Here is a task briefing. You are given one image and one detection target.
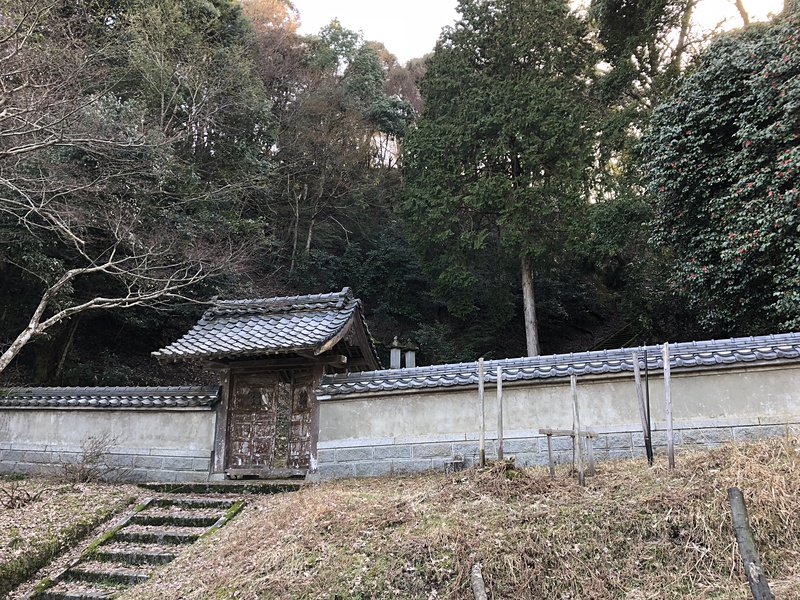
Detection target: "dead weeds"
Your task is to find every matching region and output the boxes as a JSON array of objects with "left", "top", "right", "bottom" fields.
[
  {"left": 123, "top": 436, "right": 800, "bottom": 599},
  {"left": 0, "top": 477, "right": 138, "bottom": 597}
]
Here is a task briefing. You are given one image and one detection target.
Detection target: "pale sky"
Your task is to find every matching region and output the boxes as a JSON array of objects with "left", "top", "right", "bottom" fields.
[
  {"left": 291, "top": 0, "right": 459, "bottom": 64},
  {"left": 291, "top": 0, "right": 784, "bottom": 66}
]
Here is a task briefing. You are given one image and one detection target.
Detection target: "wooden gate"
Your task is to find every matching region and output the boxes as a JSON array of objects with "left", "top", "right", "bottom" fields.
[
  {"left": 288, "top": 378, "right": 314, "bottom": 470},
  {"left": 226, "top": 374, "right": 314, "bottom": 477}
]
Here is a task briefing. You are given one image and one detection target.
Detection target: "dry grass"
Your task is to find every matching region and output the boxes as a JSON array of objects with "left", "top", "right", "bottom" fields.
[
  {"left": 122, "top": 436, "right": 800, "bottom": 599},
  {"left": 0, "top": 477, "right": 138, "bottom": 597}
]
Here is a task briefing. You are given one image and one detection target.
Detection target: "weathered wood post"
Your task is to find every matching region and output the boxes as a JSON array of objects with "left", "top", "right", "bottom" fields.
[
  {"left": 471, "top": 564, "right": 488, "bottom": 600},
  {"left": 586, "top": 433, "right": 595, "bottom": 477},
  {"left": 632, "top": 350, "right": 653, "bottom": 465},
  {"left": 571, "top": 373, "right": 584, "bottom": 486},
  {"left": 662, "top": 343, "right": 675, "bottom": 468},
  {"left": 728, "top": 487, "right": 775, "bottom": 600},
  {"left": 496, "top": 365, "right": 504, "bottom": 461},
  {"left": 478, "top": 358, "right": 486, "bottom": 467}
]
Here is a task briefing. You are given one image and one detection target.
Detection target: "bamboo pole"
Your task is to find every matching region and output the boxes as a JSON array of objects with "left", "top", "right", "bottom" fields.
[
  {"left": 496, "top": 365, "right": 504, "bottom": 461},
  {"left": 728, "top": 487, "right": 775, "bottom": 600},
  {"left": 478, "top": 358, "right": 485, "bottom": 467},
  {"left": 632, "top": 350, "right": 653, "bottom": 465},
  {"left": 662, "top": 343, "right": 675, "bottom": 468},
  {"left": 571, "top": 373, "right": 584, "bottom": 486}
]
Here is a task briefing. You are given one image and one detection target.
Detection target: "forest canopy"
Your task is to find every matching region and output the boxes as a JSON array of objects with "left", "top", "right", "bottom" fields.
[{"left": 0, "top": 0, "right": 795, "bottom": 384}]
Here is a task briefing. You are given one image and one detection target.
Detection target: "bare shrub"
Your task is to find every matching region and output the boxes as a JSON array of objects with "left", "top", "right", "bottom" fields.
[
  {"left": 0, "top": 479, "right": 49, "bottom": 509},
  {"left": 60, "top": 434, "right": 130, "bottom": 483}
]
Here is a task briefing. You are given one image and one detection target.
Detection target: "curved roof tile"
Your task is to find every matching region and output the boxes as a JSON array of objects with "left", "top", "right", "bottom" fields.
[
  {"left": 152, "top": 287, "right": 380, "bottom": 366},
  {"left": 318, "top": 332, "right": 800, "bottom": 397},
  {"left": 0, "top": 386, "right": 220, "bottom": 409}
]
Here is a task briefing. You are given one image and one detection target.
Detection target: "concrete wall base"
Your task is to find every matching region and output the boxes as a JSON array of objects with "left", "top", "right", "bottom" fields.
[
  {"left": 0, "top": 442, "right": 212, "bottom": 482},
  {"left": 318, "top": 419, "right": 800, "bottom": 479}
]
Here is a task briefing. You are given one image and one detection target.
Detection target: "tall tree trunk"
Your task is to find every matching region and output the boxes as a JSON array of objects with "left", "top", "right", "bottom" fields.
[
  {"left": 289, "top": 183, "right": 306, "bottom": 273},
  {"left": 670, "top": 0, "right": 698, "bottom": 78},
  {"left": 521, "top": 255, "right": 540, "bottom": 357},
  {"left": 55, "top": 316, "right": 81, "bottom": 384},
  {"left": 305, "top": 175, "right": 325, "bottom": 253},
  {"left": 731, "top": 0, "right": 750, "bottom": 25},
  {"left": 305, "top": 210, "right": 316, "bottom": 252}
]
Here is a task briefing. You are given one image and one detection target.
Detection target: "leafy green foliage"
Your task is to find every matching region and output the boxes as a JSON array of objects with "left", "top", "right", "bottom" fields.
[
  {"left": 289, "top": 223, "right": 434, "bottom": 351},
  {"left": 591, "top": 0, "right": 690, "bottom": 102},
  {"left": 311, "top": 19, "right": 361, "bottom": 72},
  {"left": 12, "top": 0, "right": 787, "bottom": 379},
  {"left": 641, "top": 14, "right": 800, "bottom": 334},
  {"left": 402, "top": 0, "right": 598, "bottom": 348}
]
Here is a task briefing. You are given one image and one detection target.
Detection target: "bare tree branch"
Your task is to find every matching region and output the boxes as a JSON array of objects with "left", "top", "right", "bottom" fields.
[
  {"left": 0, "top": 0, "right": 256, "bottom": 375},
  {"left": 730, "top": 0, "right": 751, "bottom": 25}
]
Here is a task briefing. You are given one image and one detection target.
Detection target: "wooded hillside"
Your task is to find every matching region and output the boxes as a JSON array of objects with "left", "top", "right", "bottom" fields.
[{"left": 1, "top": 0, "right": 796, "bottom": 385}]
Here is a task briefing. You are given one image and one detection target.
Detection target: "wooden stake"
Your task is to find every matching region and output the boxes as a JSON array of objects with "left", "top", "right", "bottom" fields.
[
  {"left": 496, "top": 366, "right": 504, "bottom": 461},
  {"left": 546, "top": 433, "right": 555, "bottom": 478},
  {"left": 663, "top": 343, "right": 675, "bottom": 469},
  {"left": 478, "top": 358, "right": 485, "bottom": 467},
  {"left": 632, "top": 350, "right": 653, "bottom": 465},
  {"left": 470, "top": 564, "right": 488, "bottom": 600},
  {"left": 728, "top": 487, "right": 775, "bottom": 600},
  {"left": 571, "top": 373, "right": 584, "bottom": 486}
]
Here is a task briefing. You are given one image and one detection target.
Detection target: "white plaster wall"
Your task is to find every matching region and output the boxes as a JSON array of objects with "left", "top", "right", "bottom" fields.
[
  {"left": 0, "top": 409, "right": 216, "bottom": 453},
  {"left": 319, "top": 362, "right": 800, "bottom": 444}
]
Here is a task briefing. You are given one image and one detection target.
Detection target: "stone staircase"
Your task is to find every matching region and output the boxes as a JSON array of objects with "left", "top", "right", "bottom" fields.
[{"left": 27, "top": 496, "right": 244, "bottom": 600}]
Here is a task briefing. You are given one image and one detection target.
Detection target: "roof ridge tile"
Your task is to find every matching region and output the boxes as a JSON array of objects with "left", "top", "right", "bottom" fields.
[
  {"left": 0, "top": 386, "right": 220, "bottom": 410},
  {"left": 319, "top": 332, "right": 800, "bottom": 397}
]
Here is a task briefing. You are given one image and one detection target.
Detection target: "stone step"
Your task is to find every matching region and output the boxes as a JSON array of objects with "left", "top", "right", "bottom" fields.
[
  {"left": 150, "top": 496, "right": 236, "bottom": 510},
  {"left": 34, "top": 580, "right": 126, "bottom": 600},
  {"left": 24, "top": 495, "right": 248, "bottom": 599},
  {"left": 140, "top": 480, "right": 304, "bottom": 495},
  {"left": 129, "top": 512, "right": 221, "bottom": 527},
  {"left": 35, "top": 591, "right": 115, "bottom": 600},
  {"left": 66, "top": 563, "right": 151, "bottom": 586},
  {"left": 91, "top": 546, "right": 178, "bottom": 566},
  {"left": 113, "top": 528, "right": 201, "bottom": 545}
]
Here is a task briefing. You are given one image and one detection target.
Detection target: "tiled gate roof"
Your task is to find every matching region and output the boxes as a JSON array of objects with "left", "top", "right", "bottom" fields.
[
  {"left": 0, "top": 386, "right": 220, "bottom": 409},
  {"left": 317, "top": 332, "right": 800, "bottom": 398},
  {"left": 152, "top": 287, "right": 380, "bottom": 366}
]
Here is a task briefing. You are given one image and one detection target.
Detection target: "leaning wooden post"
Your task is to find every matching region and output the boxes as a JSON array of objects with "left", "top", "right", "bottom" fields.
[
  {"left": 496, "top": 366, "right": 504, "bottom": 461},
  {"left": 728, "top": 487, "right": 775, "bottom": 600},
  {"left": 470, "top": 564, "right": 488, "bottom": 600},
  {"left": 632, "top": 350, "right": 653, "bottom": 465},
  {"left": 478, "top": 358, "right": 486, "bottom": 467},
  {"left": 571, "top": 373, "right": 584, "bottom": 486},
  {"left": 662, "top": 343, "right": 675, "bottom": 469}
]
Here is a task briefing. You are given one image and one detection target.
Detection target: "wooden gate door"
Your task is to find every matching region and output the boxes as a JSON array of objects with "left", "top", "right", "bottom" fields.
[
  {"left": 227, "top": 375, "right": 290, "bottom": 475},
  {"left": 287, "top": 378, "right": 314, "bottom": 470},
  {"left": 226, "top": 374, "right": 314, "bottom": 477}
]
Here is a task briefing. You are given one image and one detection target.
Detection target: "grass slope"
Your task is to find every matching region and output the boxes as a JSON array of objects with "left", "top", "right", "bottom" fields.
[
  {"left": 123, "top": 437, "right": 800, "bottom": 599},
  {"left": 0, "top": 479, "right": 138, "bottom": 597}
]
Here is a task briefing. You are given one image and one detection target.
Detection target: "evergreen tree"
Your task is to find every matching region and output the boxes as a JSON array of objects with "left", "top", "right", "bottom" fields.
[{"left": 402, "top": 0, "right": 597, "bottom": 355}]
